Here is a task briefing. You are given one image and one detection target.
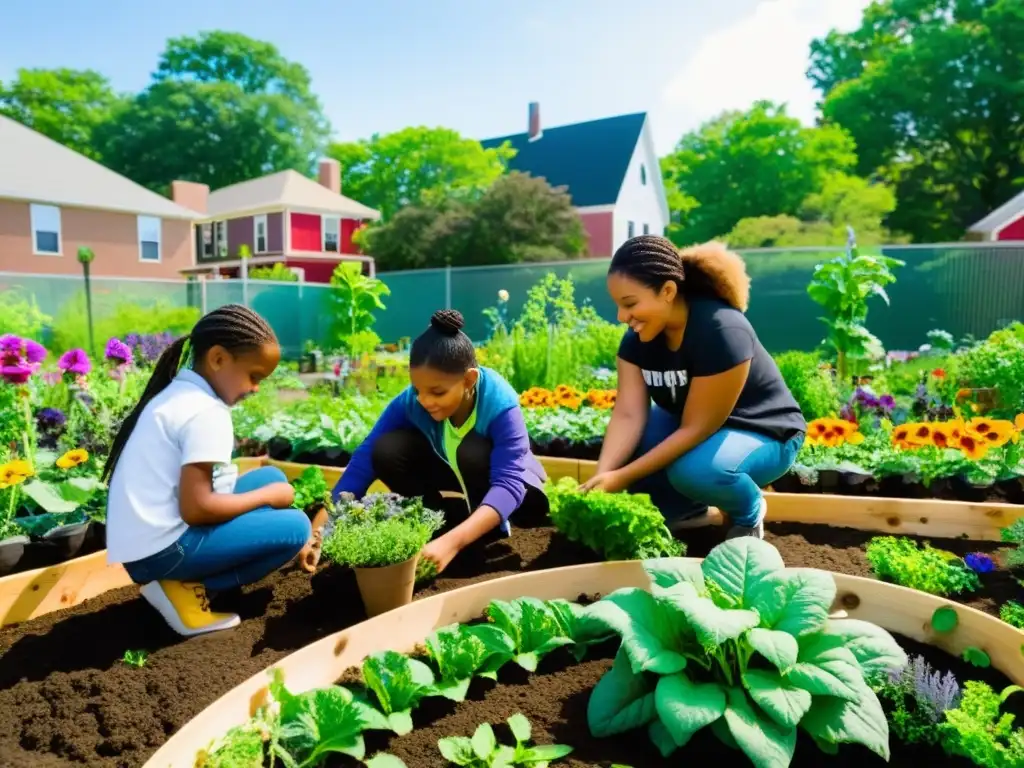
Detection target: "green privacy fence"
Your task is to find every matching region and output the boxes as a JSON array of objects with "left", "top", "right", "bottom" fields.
[{"left": 3, "top": 243, "right": 1023, "bottom": 357}]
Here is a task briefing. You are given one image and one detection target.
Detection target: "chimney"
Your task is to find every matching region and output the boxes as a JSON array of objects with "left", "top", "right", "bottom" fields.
[
  {"left": 528, "top": 102, "right": 542, "bottom": 141},
  {"left": 171, "top": 180, "right": 209, "bottom": 214},
  {"left": 318, "top": 158, "right": 341, "bottom": 194}
]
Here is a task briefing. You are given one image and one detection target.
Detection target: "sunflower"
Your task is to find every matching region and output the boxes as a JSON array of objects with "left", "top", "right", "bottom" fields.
[
  {"left": 956, "top": 432, "right": 988, "bottom": 460},
  {"left": 0, "top": 459, "right": 34, "bottom": 489},
  {"left": 56, "top": 448, "right": 90, "bottom": 469},
  {"left": 966, "top": 417, "right": 1016, "bottom": 448}
]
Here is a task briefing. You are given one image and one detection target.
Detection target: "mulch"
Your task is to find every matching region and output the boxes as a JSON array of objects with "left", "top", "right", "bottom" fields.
[{"left": 0, "top": 521, "right": 1018, "bottom": 768}]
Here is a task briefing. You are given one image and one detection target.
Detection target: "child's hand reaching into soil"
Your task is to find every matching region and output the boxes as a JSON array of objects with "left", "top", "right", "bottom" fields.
[{"left": 295, "top": 506, "right": 329, "bottom": 574}]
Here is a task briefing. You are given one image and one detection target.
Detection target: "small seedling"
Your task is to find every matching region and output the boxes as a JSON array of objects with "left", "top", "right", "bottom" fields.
[
  {"left": 438, "top": 713, "right": 572, "bottom": 766},
  {"left": 122, "top": 650, "right": 148, "bottom": 667}
]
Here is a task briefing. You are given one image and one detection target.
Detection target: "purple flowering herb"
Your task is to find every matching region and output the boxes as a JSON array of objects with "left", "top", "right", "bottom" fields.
[
  {"left": 124, "top": 332, "right": 142, "bottom": 348},
  {"left": 964, "top": 552, "right": 995, "bottom": 574},
  {"left": 879, "top": 394, "right": 896, "bottom": 412},
  {"left": 58, "top": 348, "right": 92, "bottom": 376},
  {"left": 36, "top": 407, "right": 66, "bottom": 430},
  {"left": 888, "top": 655, "right": 961, "bottom": 721},
  {"left": 104, "top": 337, "right": 132, "bottom": 365}
]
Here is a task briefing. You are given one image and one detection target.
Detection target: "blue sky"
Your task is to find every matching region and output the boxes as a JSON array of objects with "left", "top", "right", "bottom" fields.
[{"left": 0, "top": 0, "right": 868, "bottom": 156}]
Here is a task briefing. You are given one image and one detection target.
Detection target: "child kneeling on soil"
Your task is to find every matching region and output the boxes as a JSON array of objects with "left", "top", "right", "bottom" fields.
[
  {"left": 103, "top": 305, "right": 323, "bottom": 637},
  {"left": 332, "top": 309, "right": 548, "bottom": 574}
]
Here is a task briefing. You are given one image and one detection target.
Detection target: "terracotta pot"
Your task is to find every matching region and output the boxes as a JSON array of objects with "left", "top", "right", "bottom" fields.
[{"left": 352, "top": 554, "right": 419, "bottom": 617}]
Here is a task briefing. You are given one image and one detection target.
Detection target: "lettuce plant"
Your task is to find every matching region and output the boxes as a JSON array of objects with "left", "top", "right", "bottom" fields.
[
  {"left": 290, "top": 465, "right": 330, "bottom": 513},
  {"left": 580, "top": 540, "right": 907, "bottom": 765},
  {"left": 362, "top": 650, "right": 435, "bottom": 735},
  {"left": 424, "top": 623, "right": 516, "bottom": 701},
  {"left": 940, "top": 681, "right": 1024, "bottom": 767},
  {"left": 438, "top": 713, "right": 573, "bottom": 767},
  {"left": 485, "top": 597, "right": 579, "bottom": 672},
  {"left": 865, "top": 536, "right": 980, "bottom": 596}
]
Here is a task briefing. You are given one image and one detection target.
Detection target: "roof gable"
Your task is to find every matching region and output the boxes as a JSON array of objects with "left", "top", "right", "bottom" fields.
[
  {"left": 0, "top": 115, "right": 201, "bottom": 220},
  {"left": 481, "top": 112, "right": 647, "bottom": 207},
  {"left": 206, "top": 170, "right": 381, "bottom": 220},
  {"left": 969, "top": 188, "right": 1024, "bottom": 237}
]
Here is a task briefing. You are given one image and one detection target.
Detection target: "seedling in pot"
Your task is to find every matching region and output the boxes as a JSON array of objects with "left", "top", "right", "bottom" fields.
[{"left": 438, "top": 713, "right": 573, "bottom": 767}]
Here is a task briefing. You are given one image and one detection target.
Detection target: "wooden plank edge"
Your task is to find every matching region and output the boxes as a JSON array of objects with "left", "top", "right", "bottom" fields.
[{"left": 143, "top": 561, "right": 1024, "bottom": 768}]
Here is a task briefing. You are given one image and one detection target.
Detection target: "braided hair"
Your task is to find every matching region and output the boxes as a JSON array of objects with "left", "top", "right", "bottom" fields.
[
  {"left": 409, "top": 309, "right": 477, "bottom": 374},
  {"left": 608, "top": 235, "right": 750, "bottom": 312},
  {"left": 102, "top": 304, "right": 276, "bottom": 482}
]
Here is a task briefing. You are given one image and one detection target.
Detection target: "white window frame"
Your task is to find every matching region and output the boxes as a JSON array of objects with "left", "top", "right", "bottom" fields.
[
  {"left": 30, "top": 204, "right": 62, "bottom": 256},
  {"left": 322, "top": 215, "right": 341, "bottom": 252},
  {"left": 627, "top": 220, "right": 635, "bottom": 239},
  {"left": 254, "top": 214, "right": 268, "bottom": 254},
  {"left": 137, "top": 215, "right": 162, "bottom": 262}
]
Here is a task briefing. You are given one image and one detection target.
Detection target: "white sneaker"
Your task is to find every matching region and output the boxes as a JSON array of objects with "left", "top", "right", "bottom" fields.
[
  {"left": 140, "top": 580, "right": 240, "bottom": 636},
  {"left": 727, "top": 496, "right": 767, "bottom": 540}
]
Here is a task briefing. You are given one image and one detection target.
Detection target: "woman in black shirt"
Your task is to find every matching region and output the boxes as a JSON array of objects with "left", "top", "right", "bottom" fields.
[{"left": 581, "top": 235, "right": 806, "bottom": 539}]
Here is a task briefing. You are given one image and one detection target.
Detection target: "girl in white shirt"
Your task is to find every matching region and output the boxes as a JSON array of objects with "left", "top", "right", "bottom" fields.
[{"left": 104, "top": 304, "right": 316, "bottom": 637}]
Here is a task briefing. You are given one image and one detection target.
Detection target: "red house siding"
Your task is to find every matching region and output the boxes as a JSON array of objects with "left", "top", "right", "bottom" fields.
[
  {"left": 284, "top": 258, "right": 337, "bottom": 283},
  {"left": 580, "top": 211, "right": 614, "bottom": 257},
  {"left": 291, "top": 213, "right": 321, "bottom": 251},
  {"left": 997, "top": 214, "right": 1024, "bottom": 241},
  {"left": 341, "top": 219, "right": 364, "bottom": 253}
]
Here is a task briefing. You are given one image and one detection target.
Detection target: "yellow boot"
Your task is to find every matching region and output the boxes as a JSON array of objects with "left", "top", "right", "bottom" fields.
[{"left": 139, "top": 580, "right": 240, "bottom": 636}]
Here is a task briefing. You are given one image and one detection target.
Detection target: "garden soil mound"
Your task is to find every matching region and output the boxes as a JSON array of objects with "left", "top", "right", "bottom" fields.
[{"left": 0, "top": 522, "right": 1016, "bottom": 768}]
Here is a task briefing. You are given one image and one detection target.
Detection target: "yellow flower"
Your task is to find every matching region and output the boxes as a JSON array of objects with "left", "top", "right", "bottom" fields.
[
  {"left": 0, "top": 460, "right": 34, "bottom": 489},
  {"left": 56, "top": 448, "right": 90, "bottom": 469},
  {"left": 966, "top": 418, "right": 1016, "bottom": 448},
  {"left": 956, "top": 432, "right": 988, "bottom": 460}
]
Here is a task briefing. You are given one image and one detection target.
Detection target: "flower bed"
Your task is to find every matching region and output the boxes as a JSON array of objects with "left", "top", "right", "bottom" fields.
[{"left": 1, "top": 513, "right": 1021, "bottom": 768}]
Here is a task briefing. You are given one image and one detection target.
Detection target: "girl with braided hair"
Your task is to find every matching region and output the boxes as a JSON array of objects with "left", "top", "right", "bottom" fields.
[
  {"left": 333, "top": 309, "right": 548, "bottom": 574},
  {"left": 580, "top": 236, "right": 806, "bottom": 539},
  {"left": 103, "top": 304, "right": 316, "bottom": 637}
]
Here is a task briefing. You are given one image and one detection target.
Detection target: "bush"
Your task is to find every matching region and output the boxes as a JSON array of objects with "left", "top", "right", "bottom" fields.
[
  {"left": 0, "top": 288, "right": 51, "bottom": 341},
  {"left": 951, "top": 322, "right": 1024, "bottom": 418},
  {"left": 52, "top": 296, "right": 199, "bottom": 354},
  {"left": 774, "top": 350, "right": 841, "bottom": 420}
]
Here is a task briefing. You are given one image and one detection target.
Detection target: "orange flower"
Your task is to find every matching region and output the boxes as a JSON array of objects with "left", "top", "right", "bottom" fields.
[
  {"left": 899, "top": 422, "right": 934, "bottom": 447},
  {"left": 930, "top": 423, "right": 953, "bottom": 449},
  {"left": 1015, "top": 413, "right": 1024, "bottom": 431},
  {"left": 966, "top": 417, "right": 1016, "bottom": 447},
  {"left": 957, "top": 432, "right": 988, "bottom": 460},
  {"left": 932, "top": 368, "right": 946, "bottom": 379},
  {"left": 891, "top": 424, "right": 915, "bottom": 450}
]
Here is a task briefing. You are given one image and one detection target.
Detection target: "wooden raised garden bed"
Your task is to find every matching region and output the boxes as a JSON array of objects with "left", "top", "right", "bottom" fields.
[{"left": 145, "top": 560, "right": 1024, "bottom": 768}]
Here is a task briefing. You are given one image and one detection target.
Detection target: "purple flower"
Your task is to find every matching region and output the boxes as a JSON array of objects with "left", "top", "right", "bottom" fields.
[
  {"left": 58, "top": 348, "right": 92, "bottom": 376},
  {"left": 0, "top": 359, "right": 34, "bottom": 384},
  {"left": 879, "top": 394, "right": 896, "bottom": 412},
  {"left": 0, "top": 334, "right": 22, "bottom": 357},
  {"left": 104, "top": 338, "right": 132, "bottom": 365},
  {"left": 888, "top": 655, "right": 961, "bottom": 721},
  {"left": 964, "top": 552, "right": 995, "bottom": 574},
  {"left": 36, "top": 407, "right": 66, "bottom": 431},
  {"left": 124, "top": 333, "right": 142, "bottom": 348}
]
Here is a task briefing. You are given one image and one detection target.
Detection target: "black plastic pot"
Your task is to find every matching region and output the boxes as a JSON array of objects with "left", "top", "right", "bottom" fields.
[
  {"left": 838, "top": 468, "right": 876, "bottom": 496},
  {"left": 0, "top": 535, "right": 30, "bottom": 576},
  {"left": 267, "top": 437, "right": 293, "bottom": 461},
  {"left": 950, "top": 475, "right": 995, "bottom": 503},
  {"left": 768, "top": 472, "right": 804, "bottom": 494},
  {"left": 41, "top": 521, "right": 91, "bottom": 561},
  {"left": 293, "top": 448, "right": 351, "bottom": 467},
  {"left": 817, "top": 469, "right": 842, "bottom": 494}
]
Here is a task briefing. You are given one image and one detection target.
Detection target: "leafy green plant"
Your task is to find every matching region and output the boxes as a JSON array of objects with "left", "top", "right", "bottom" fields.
[
  {"left": 328, "top": 262, "right": 390, "bottom": 354},
  {"left": 953, "top": 323, "right": 1024, "bottom": 419},
  {"left": 999, "top": 601, "right": 1024, "bottom": 630},
  {"left": 546, "top": 477, "right": 684, "bottom": 561},
  {"left": 438, "top": 713, "right": 573, "bottom": 767},
  {"left": 290, "top": 466, "right": 330, "bottom": 513},
  {"left": 321, "top": 492, "right": 445, "bottom": 569},
  {"left": 865, "top": 536, "right": 980, "bottom": 596},
  {"left": 485, "top": 597, "right": 578, "bottom": 672},
  {"left": 249, "top": 263, "right": 299, "bottom": 282},
  {"left": 121, "top": 650, "right": 147, "bottom": 667},
  {"left": 0, "top": 287, "right": 51, "bottom": 341},
  {"left": 773, "top": 350, "right": 841, "bottom": 420},
  {"left": 940, "top": 681, "right": 1024, "bottom": 767},
  {"left": 580, "top": 540, "right": 907, "bottom": 764},
  {"left": 872, "top": 654, "right": 961, "bottom": 747},
  {"left": 361, "top": 650, "right": 435, "bottom": 735},
  {"left": 423, "top": 623, "right": 515, "bottom": 701},
  {"left": 1000, "top": 519, "right": 1024, "bottom": 570}
]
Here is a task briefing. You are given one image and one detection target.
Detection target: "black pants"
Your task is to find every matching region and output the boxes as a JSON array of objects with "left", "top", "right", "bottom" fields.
[{"left": 370, "top": 428, "right": 549, "bottom": 533}]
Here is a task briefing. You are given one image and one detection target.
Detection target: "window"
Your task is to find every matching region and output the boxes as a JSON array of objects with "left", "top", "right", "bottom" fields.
[
  {"left": 30, "top": 204, "right": 61, "bottom": 255},
  {"left": 138, "top": 216, "right": 161, "bottom": 262},
  {"left": 254, "top": 214, "right": 268, "bottom": 253},
  {"left": 640, "top": 164, "right": 647, "bottom": 185},
  {"left": 323, "top": 216, "right": 340, "bottom": 252},
  {"left": 202, "top": 224, "right": 214, "bottom": 260},
  {"left": 643, "top": 223, "right": 650, "bottom": 235},
  {"left": 627, "top": 220, "right": 635, "bottom": 239},
  {"left": 215, "top": 221, "right": 227, "bottom": 258}
]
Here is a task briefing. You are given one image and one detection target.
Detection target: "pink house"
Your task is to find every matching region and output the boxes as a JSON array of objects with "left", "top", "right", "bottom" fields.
[
  {"left": 967, "top": 189, "right": 1024, "bottom": 241},
  {"left": 175, "top": 159, "right": 381, "bottom": 283}
]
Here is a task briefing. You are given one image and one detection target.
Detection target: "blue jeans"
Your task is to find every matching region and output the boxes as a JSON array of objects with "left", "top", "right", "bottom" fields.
[
  {"left": 629, "top": 406, "right": 804, "bottom": 527},
  {"left": 124, "top": 467, "right": 312, "bottom": 591}
]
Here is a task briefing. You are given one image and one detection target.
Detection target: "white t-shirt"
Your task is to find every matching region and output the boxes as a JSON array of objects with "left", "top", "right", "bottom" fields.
[{"left": 106, "top": 369, "right": 238, "bottom": 564}]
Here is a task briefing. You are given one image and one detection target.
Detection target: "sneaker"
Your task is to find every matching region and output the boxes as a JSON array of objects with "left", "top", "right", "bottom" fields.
[
  {"left": 140, "top": 580, "right": 240, "bottom": 636},
  {"left": 727, "top": 496, "right": 768, "bottom": 540}
]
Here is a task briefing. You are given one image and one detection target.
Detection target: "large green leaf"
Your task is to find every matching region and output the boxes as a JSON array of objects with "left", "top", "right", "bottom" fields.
[
  {"left": 746, "top": 628, "right": 799, "bottom": 671},
  {"left": 800, "top": 682, "right": 891, "bottom": 760},
  {"left": 21, "top": 480, "right": 81, "bottom": 513},
  {"left": 816, "top": 619, "right": 907, "bottom": 678},
  {"left": 654, "top": 674, "right": 726, "bottom": 747},
  {"left": 742, "top": 669, "right": 813, "bottom": 729},
  {"left": 587, "top": 647, "right": 657, "bottom": 737},
  {"left": 721, "top": 686, "right": 797, "bottom": 768},
  {"left": 784, "top": 636, "right": 863, "bottom": 701},
  {"left": 670, "top": 590, "right": 759, "bottom": 648},
  {"left": 749, "top": 568, "right": 836, "bottom": 637},
  {"left": 643, "top": 557, "right": 705, "bottom": 592},
  {"left": 701, "top": 538, "right": 784, "bottom": 608},
  {"left": 582, "top": 588, "right": 688, "bottom": 675}
]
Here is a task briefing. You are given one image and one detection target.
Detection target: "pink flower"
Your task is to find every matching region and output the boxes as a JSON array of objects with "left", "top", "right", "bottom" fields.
[
  {"left": 0, "top": 359, "right": 34, "bottom": 384},
  {"left": 58, "top": 349, "right": 92, "bottom": 376},
  {"left": 0, "top": 334, "right": 45, "bottom": 384}
]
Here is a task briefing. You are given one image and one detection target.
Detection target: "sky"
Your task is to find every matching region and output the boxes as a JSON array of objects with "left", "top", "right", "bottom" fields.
[{"left": 0, "top": 0, "right": 870, "bottom": 156}]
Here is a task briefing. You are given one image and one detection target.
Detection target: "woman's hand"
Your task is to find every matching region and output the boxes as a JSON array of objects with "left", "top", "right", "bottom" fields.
[
  {"left": 420, "top": 533, "right": 461, "bottom": 574},
  {"left": 579, "top": 469, "right": 628, "bottom": 494}
]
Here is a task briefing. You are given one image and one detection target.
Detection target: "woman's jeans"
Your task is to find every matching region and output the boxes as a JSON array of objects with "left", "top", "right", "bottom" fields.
[
  {"left": 123, "top": 466, "right": 311, "bottom": 591},
  {"left": 630, "top": 406, "right": 804, "bottom": 527}
]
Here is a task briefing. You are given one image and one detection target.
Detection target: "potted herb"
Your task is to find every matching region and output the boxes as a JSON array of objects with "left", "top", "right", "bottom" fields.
[{"left": 321, "top": 492, "right": 445, "bottom": 616}]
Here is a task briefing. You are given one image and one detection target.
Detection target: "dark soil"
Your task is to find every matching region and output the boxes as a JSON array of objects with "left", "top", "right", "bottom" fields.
[{"left": 0, "top": 522, "right": 1018, "bottom": 768}]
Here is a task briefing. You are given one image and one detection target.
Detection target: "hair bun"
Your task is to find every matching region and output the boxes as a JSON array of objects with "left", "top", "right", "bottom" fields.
[{"left": 430, "top": 309, "right": 465, "bottom": 336}]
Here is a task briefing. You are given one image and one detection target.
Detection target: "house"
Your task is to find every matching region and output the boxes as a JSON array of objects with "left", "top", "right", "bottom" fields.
[
  {"left": 0, "top": 115, "right": 201, "bottom": 279},
  {"left": 175, "top": 160, "right": 382, "bottom": 283},
  {"left": 967, "top": 189, "right": 1024, "bottom": 241},
  {"left": 481, "top": 103, "right": 670, "bottom": 258}
]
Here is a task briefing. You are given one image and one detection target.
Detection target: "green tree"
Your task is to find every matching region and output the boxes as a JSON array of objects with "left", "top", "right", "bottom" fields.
[
  {"left": 361, "top": 172, "right": 585, "bottom": 270},
  {"left": 327, "top": 126, "right": 515, "bottom": 220},
  {"left": 661, "top": 101, "right": 858, "bottom": 245},
  {"left": 809, "top": 0, "right": 1024, "bottom": 241},
  {"left": 96, "top": 31, "right": 331, "bottom": 191},
  {"left": 0, "top": 68, "right": 122, "bottom": 159}
]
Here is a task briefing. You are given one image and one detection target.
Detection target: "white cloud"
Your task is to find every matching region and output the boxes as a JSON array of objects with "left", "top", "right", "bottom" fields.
[{"left": 655, "top": 0, "right": 869, "bottom": 151}]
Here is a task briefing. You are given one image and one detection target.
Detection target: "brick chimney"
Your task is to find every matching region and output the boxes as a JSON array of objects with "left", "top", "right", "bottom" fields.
[
  {"left": 318, "top": 158, "right": 341, "bottom": 194},
  {"left": 528, "top": 101, "right": 542, "bottom": 141},
  {"left": 170, "top": 180, "right": 209, "bottom": 214}
]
